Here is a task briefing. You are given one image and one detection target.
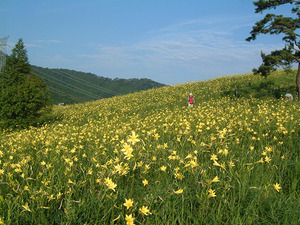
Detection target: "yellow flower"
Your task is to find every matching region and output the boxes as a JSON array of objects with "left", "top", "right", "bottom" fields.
[
  {"left": 229, "top": 160, "right": 235, "bottom": 168},
  {"left": 48, "top": 194, "right": 55, "bottom": 201},
  {"left": 125, "top": 214, "right": 135, "bottom": 225},
  {"left": 174, "top": 188, "right": 183, "bottom": 194},
  {"left": 0, "top": 216, "right": 4, "bottom": 224},
  {"left": 208, "top": 189, "right": 216, "bottom": 198},
  {"left": 189, "top": 160, "right": 199, "bottom": 168},
  {"left": 121, "top": 143, "right": 134, "bottom": 160},
  {"left": 160, "top": 166, "right": 167, "bottom": 171},
  {"left": 142, "top": 179, "right": 148, "bottom": 186},
  {"left": 114, "top": 163, "right": 129, "bottom": 175},
  {"left": 265, "top": 156, "right": 271, "bottom": 163},
  {"left": 174, "top": 172, "right": 184, "bottom": 180},
  {"left": 123, "top": 198, "right": 134, "bottom": 209},
  {"left": 223, "top": 149, "right": 229, "bottom": 156},
  {"left": 265, "top": 146, "right": 273, "bottom": 152},
  {"left": 127, "top": 131, "right": 140, "bottom": 145},
  {"left": 104, "top": 177, "right": 117, "bottom": 191},
  {"left": 87, "top": 168, "right": 93, "bottom": 175},
  {"left": 257, "top": 157, "right": 264, "bottom": 163},
  {"left": 213, "top": 160, "right": 221, "bottom": 167},
  {"left": 57, "top": 192, "right": 63, "bottom": 199},
  {"left": 210, "top": 154, "right": 218, "bottom": 161},
  {"left": 273, "top": 183, "right": 281, "bottom": 192},
  {"left": 220, "top": 162, "right": 225, "bottom": 169},
  {"left": 211, "top": 176, "right": 220, "bottom": 183},
  {"left": 139, "top": 206, "right": 151, "bottom": 215},
  {"left": 46, "top": 163, "right": 52, "bottom": 169},
  {"left": 185, "top": 154, "right": 193, "bottom": 159},
  {"left": 22, "top": 202, "right": 31, "bottom": 212},
  {"left": 0, "top": 169, "right": 4, "bottom": 175},
  {"left": 68, "top": 179, "right": 75, "bottom": 184}
]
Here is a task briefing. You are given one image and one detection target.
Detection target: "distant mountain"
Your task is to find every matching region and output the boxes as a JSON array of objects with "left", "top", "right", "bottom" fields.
[{"left": 31, "top": 65, "right": 166, "bottom": 105}]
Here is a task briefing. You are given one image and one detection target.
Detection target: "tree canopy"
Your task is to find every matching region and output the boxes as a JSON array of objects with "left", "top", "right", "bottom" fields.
[
  {"left": 246, "top": 0, "right": 300, "bottom": 100},
  {"left": 0, "top": 39, "right": 52, "bottom": 129}
]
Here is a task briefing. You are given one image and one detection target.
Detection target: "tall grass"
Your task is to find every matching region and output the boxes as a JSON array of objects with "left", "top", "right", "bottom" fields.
[{"left": 0, "top": 71, "right": 299, "bottom": 224}]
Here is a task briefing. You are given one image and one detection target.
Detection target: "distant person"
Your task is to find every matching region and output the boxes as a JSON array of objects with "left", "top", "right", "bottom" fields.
[
  {"left": 285, "top": 93, "right": 293, "bottom": 101},
  {"left": 235, "top": 89, "right": 239, "bottom": 98},
  {"left": 188, "top": 93, "right": 194, "bottom": 108}
]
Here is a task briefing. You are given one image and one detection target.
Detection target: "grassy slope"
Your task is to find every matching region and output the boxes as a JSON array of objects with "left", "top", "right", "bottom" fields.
[{"left": 0, "top": 71, "right": 299, "bottom": 224}]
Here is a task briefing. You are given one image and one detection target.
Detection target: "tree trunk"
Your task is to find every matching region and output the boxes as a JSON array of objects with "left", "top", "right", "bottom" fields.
[{"left": 297, "top": 63, "right": 300, "bottom": 101}]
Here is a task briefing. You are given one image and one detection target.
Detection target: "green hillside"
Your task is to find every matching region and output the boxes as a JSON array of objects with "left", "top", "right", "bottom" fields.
[
  {"left": 1, "top": 70, "right": 299, "bottom": 224},
  {"left": 220, "top": 70, "right": 297, "bottom": 100},
  {"left": 31, "top": 65, "right": 166, "bottom": 105}
]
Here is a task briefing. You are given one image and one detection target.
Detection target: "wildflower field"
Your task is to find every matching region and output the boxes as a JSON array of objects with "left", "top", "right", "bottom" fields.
[{"left": 0, "top": 71, "right": 299, "bottom": 224}]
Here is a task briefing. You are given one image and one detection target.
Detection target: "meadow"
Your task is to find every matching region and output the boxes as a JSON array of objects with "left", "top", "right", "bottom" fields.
[{"left": 0, "top": 71, "right": 299, "bottom": 224}]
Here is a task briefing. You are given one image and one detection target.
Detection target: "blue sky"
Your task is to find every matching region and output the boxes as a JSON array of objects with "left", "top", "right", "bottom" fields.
[{"left": 0, "top": 0, "right": 292, "bottom": 85}]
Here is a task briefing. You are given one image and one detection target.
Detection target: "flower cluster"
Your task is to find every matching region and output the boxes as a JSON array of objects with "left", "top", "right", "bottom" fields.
[{"left": 0, "top": 71, "right": 298, "bottom": 224}]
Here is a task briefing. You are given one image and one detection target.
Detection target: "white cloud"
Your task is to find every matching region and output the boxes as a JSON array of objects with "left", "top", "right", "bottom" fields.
[
  {"left": 78, "top": 15, "right": 285, "bottom": 84},
  {"left": 46, "top": 40, "right": 61, "bottom": 44},
  {"left": 25, "top": 43, "right": 43, "bottom": 48},
  {"left": 26, "top": 40, "right": 61, "bottom": 48}
]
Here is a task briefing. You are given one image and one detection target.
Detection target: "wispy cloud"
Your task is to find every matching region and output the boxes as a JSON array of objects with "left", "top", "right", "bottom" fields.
[
  {"left": 46, "top": 40, "right": 61, "bottom": 44},
  {"left": 26, "top": 40, "right": 61, "bottom": 48},
  {"left": 25, "top": 43, "right": 43, "bottom": 48},
  {"left": 79, "top": 15, "right": 284, "bottom": 84}
]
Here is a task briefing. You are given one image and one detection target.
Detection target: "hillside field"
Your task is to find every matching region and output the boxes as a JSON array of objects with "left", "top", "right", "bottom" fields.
[{"left": 0, "top": 70, "right": 299, "bottom": 224}]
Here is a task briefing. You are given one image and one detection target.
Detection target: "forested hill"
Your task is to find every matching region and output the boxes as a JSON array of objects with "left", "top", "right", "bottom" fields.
[{"left": 31, "top": 65, "right": 165, "bottom": 105}]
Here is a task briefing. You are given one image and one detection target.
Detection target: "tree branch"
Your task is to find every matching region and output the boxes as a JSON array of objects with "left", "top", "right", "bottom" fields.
[{"left": 254, "top": 0, "right": 300, "bottom": 13}]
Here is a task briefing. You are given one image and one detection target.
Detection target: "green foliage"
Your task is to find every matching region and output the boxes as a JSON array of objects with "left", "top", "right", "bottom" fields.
[
  {"left": 252, "top": 49, "right": 294, "bottom": 77},
  {"left": 2, "top": 38, "right": 31, "bottom": 77},
  {"left": 221, "top": 69, "right": 296, "bottom": 99},
  {"left": 247, "top": 0, "right": 300, "bottom": 100},
  {"left": 0, "top": 39, "right": 52, "bottom": 130},
  {"left": 31, "top": 66, "right": 166, "bottom": 105}
]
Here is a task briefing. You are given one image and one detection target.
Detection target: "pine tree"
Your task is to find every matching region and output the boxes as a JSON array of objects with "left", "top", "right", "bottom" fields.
[
  {"left": 246, "top": 0, "right": 300, "bottom": 100},
  {"left": 0, "top": 38, "right": 52, "bottom": 129}
]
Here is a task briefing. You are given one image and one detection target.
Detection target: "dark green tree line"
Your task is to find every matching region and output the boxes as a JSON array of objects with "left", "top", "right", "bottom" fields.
[{"left": 247, "top": 0, "right": 300, "bottom": 100}]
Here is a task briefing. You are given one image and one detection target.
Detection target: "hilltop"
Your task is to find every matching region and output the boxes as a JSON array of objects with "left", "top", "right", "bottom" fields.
[
  {"left": 31, "top": 65, "right": 166, "bottom": 105},
  {"left": 0, "top": 70, "right": 299, "bottom": 224}
]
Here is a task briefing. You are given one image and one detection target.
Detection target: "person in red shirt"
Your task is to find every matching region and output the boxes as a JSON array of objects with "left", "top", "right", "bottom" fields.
[{"left": 187, "top": 93, "right": 194, "bottom": 108}]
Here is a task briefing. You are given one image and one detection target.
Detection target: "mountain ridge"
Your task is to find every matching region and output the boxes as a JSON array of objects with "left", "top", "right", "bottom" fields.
[{"left": 31, "top": 65, "right": 166, "bottom": 105}]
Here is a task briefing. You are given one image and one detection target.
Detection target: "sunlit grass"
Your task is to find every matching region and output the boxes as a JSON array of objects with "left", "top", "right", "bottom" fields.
[{"left": 0, "top": 71, "right": 299, "bottom": 224}]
